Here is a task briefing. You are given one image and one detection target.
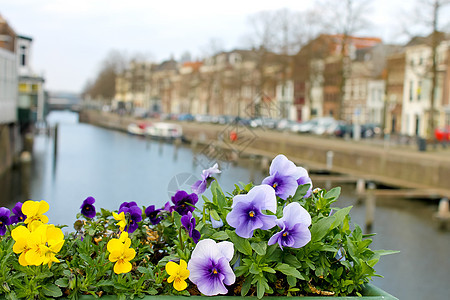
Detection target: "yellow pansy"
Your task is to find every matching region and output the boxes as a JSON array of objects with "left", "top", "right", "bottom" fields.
[
  {"left": 107, "top": 232, "right": 136, "bottom": 274},
  {"left": 22, "top": 200, "right": 49, "bottom": 225},
  {"left": 11, "top": 225, "right": 31, "bottom": 266},
  {"left": 165, "top": 259, "right": 190, "bottom": 291},
  {"left": 43, "top": 225, "right": 65, "bottom": 267},
  {"left": 112, "top": 212, "right": 127, "bottom": 231},
  {"left": 25, "top": 223, "right": 49, "bottom": 266}
]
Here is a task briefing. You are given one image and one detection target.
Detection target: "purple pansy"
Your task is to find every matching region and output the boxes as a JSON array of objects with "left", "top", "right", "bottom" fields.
[
  {"left": 118, "top": 202, "right": 142, "bottom": 233},
  {"left": 181, "top": 211, "right": 201, "bottom": 243},
  {"left": 262, "top": 154, "right": 313, "bottom": 199},
  {"left": 0, "top": 207, "right": 11, "bottom": 236},
  {"left": 297, "top": 166, "right": 313, "bottom": 198},
  {"left": 163, "top": 201, "right": 174, "bottom": 213},
  {"left": 191, "top": 163, "right": 221, "bottom": 194},
  {"left": 262, "top": 171, "right": 299, "bottom": 200},
  {"left": 10, "top": 202, "right": 26, "bottom": 224},
  {"left": 188, "top": 239, "right": 235, "bottom": 296},
  {"left": 119, "top": 201, "right": 138, "bottom": 212},
  {"left": 145, "top": 205, "right": 162, "bottom": 225},
  {"left": 226, "top": 185, "right": 277, "bottom": 238},
  {"left": 80, "top": 197, "right": 96, "bottom": 218},
  {"left": 268, "top": 202, "right": 311, "bottom": 250},
  {"left": 171, "top": 190, "right": 198, "bottom": 216}
]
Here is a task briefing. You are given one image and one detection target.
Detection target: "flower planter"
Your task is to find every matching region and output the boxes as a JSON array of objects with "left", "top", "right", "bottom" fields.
[
  {"left": 70, "top": 284, "right": 398, "bottom": 300},
  {"left": 0, "top": 154, "right": 399, "bottom": 300}
]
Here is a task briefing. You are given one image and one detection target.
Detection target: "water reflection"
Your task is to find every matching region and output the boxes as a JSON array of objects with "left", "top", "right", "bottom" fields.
[{"left": 0, "top": 111, "right": 449, "bottom": 299}]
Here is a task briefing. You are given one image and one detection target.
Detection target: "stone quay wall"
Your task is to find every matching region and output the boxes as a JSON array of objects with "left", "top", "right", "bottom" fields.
[{"left": 79, "top": 110, "right": 450, "bottom": 198}]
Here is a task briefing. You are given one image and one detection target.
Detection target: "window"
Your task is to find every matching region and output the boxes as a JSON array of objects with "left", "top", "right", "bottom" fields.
[
  {"left": 409, "top": 80, "right": 414, "bottom": 102},
  {"left": 417, "top": 80, "right": 422, "bottom": 101},
  {"left": 20, "top": 45, "right": 26, "bottom": 66}
]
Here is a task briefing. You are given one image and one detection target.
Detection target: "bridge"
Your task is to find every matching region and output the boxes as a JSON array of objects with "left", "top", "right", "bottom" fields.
[{"left": 46, "top": 91, "right": 82, "bottom": 112}]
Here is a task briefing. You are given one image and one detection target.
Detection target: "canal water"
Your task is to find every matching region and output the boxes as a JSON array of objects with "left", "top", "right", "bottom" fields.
[{"left": 0, "top": 111, "right": 449, "bottom": 299}]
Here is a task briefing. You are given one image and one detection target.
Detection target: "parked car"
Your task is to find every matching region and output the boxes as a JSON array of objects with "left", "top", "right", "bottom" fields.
[
  {"left": 334, "top": 123, "right": 381, "bottom": 139},
  {"left": 311, "top": 117, "right": 339, "bottom": 135},
  {"left": 276, "top": 119, "right": 300, "bottom": 131},
  {"left": 195, "top": 114, "right": 213, "bottom": 123},
  {"left": 178, "top": 113, "right": 194, "bottom": 121},
  {"left": 291, "top": 117, "right": 335, "bottom": 134},
  {"left": 250, "top": 117, "right": 278, "bottom": 129},
  {"left": 435, "top": 126, "right": 450, "bottom": 141}
]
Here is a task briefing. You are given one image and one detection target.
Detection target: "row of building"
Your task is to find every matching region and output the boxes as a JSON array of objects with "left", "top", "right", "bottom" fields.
[
  {"left": 0, "top": 14, "right": 45, "bottom": 174},
  {"left": 111, "top": 33, "right": 450, "bottom": 137}
]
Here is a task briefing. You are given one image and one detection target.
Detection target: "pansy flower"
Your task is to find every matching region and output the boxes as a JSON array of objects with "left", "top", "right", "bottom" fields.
[
  {"left": 268, "top": 202, "right": 311, "bottom": 250},
  {"left": 22, "top": 200, "right": 49, "bottom": 225},
  {"left": 113, "top": 212, "right": 127, "bottom": 231},
  {"left": 107, "top": 231, "right": 136, "bottom": 274},
  {"left": 297, "top": 167, "right": 313, "bottom": 198},
  {"left": 11, "top": 225, "right": 31, "bottom": 266},
  {"left": 171, "top": 190, "right": 198, "bottom": 216},
  {"left": 187, "top": 239, "right": 235, "bottom": 296},
  {"left": 10, "top": 202, "right": 26, "bottom": 224},
  {"left": 145, "top": 205, "right": 162, "bottom": 225},
  {"left": 181, "top": 211, "right": 201, "bottom": 243},
  {"left": 118, "top": 202, "right": 142, "bottom": 233},
  {"left": 80, "top": 197, "right": 96, "bottom": 218},
  {"left": 0, "top": 207, "right": 11, "bottom": 236},
  {"left": 226, "top": 185, "right": 277, "bottom": 238},
  {"left": 191, "top": 163, "right": 221, "bottom": 194},
  {"left": 262, "top": 154, "right": 312, "bottom": 199},
  {"left": 166, "top": 259, "right": 190, "bottom": 291}
]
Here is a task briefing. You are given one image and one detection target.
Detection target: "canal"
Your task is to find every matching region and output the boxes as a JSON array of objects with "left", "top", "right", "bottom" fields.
[{"left": 0, "top": 111, "right": 449, "bottom": 299}]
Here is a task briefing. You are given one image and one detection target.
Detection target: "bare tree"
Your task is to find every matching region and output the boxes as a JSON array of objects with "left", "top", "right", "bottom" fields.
[
  {"left": 415, "top": 0, "right": 449, "bottom": 139},
  {"left": 82, "top": 50, "right": 128, "bottom": 101},
  {"left": 314, "top": 0, "right": 373, "bottom": 120}
]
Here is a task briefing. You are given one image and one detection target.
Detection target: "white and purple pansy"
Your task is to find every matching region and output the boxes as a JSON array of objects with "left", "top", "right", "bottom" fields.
[
  {"left": 268, "top": 202, "right": 311, "bottom": 250},
  {"left": 187, "top": 239, "right": 236, "bottom": 296},
  {"left": 226, "top": 185, "right": 277, "bottom": 238}
]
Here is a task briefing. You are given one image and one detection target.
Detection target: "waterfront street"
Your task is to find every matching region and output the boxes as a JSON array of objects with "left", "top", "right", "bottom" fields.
[{"left": 80, "top": 110, "right": 450, "bottom": 198}]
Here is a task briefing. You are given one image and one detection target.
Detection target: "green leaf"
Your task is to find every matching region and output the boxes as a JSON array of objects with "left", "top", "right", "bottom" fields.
[
  {"left": 210, "top": 209, "right": 220, "bottom": 221},
  {"left": 276, "top": 263, "right": 305, "bottom": 280},
  {"left": 257, "top": 277, "right": 267, "bottom": 299},
  {"left": 251, "top": 242, "right": 267, "bottom": 256},
  {"left": 262, "top": 266, "right": 276, "bottom": 274},
  {"left": 54, "top": 278, "right": 69, "bottom": 288},
  {"left": 202, "top": 195, "right": 211, "bottom": 203},
  {"left": 241, "top": 276, "right": 253, "bottom": 296},
  {"left": 284, "top": 255, "right": 301, "bottom": 268},
  {"left": 211, "top": 231, "right": 229, "bottom": 240},
  {"left": 287, "top": 275, "right": 297, "bottom": 287},
  {"left": 249, "top": 263, "right": 260, "bottom": 274},
  {"left": 173, "top": 211, "right": 182, "bottom": 228},
  {"left": 310, "top": 216, "right": 334, "bottom": 242},
  {"left": 292, "top": 183, "right": 311, "bottom": 201},
  {"left": 42, "top": 284, "right": 62, "bottom": 298},
  {"left": 330, "top": 206, "right": 352, "bottom": 230},
  {"left": 324, "top": 187, "right": 341, "bottom": 200},
  {"left": 226, "top": 230, "right": 252, "bottom": 256}
]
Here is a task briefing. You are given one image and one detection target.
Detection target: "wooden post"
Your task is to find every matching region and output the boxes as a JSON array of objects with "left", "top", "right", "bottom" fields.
[
  {"left": 326, "top": 151, "right": 334, "bottom": 170},
  {"left": 53, "top": 123, "right": 58, "bottom": 160},
  {"left": 356, "top": 178, "right": 366, "bottom": 203},
  {"left": 365, "top": 182, "right": 376, "bottom": 232}
]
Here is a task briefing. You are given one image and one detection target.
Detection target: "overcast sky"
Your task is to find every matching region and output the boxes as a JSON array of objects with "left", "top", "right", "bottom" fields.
[{"left": 1, "top": 0, "right": 448, "bottom": 93}]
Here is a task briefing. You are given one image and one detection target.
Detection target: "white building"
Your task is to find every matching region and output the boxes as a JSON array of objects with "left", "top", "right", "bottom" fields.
[
  {"left": 401, "top": 37, "right": 449, "bottom": 136},
  {"left": 0, "top": 46, "right": 17, "bottom": 124},
  {"left": 366, "top": 80, "right": 385, "bottom": 125}
]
